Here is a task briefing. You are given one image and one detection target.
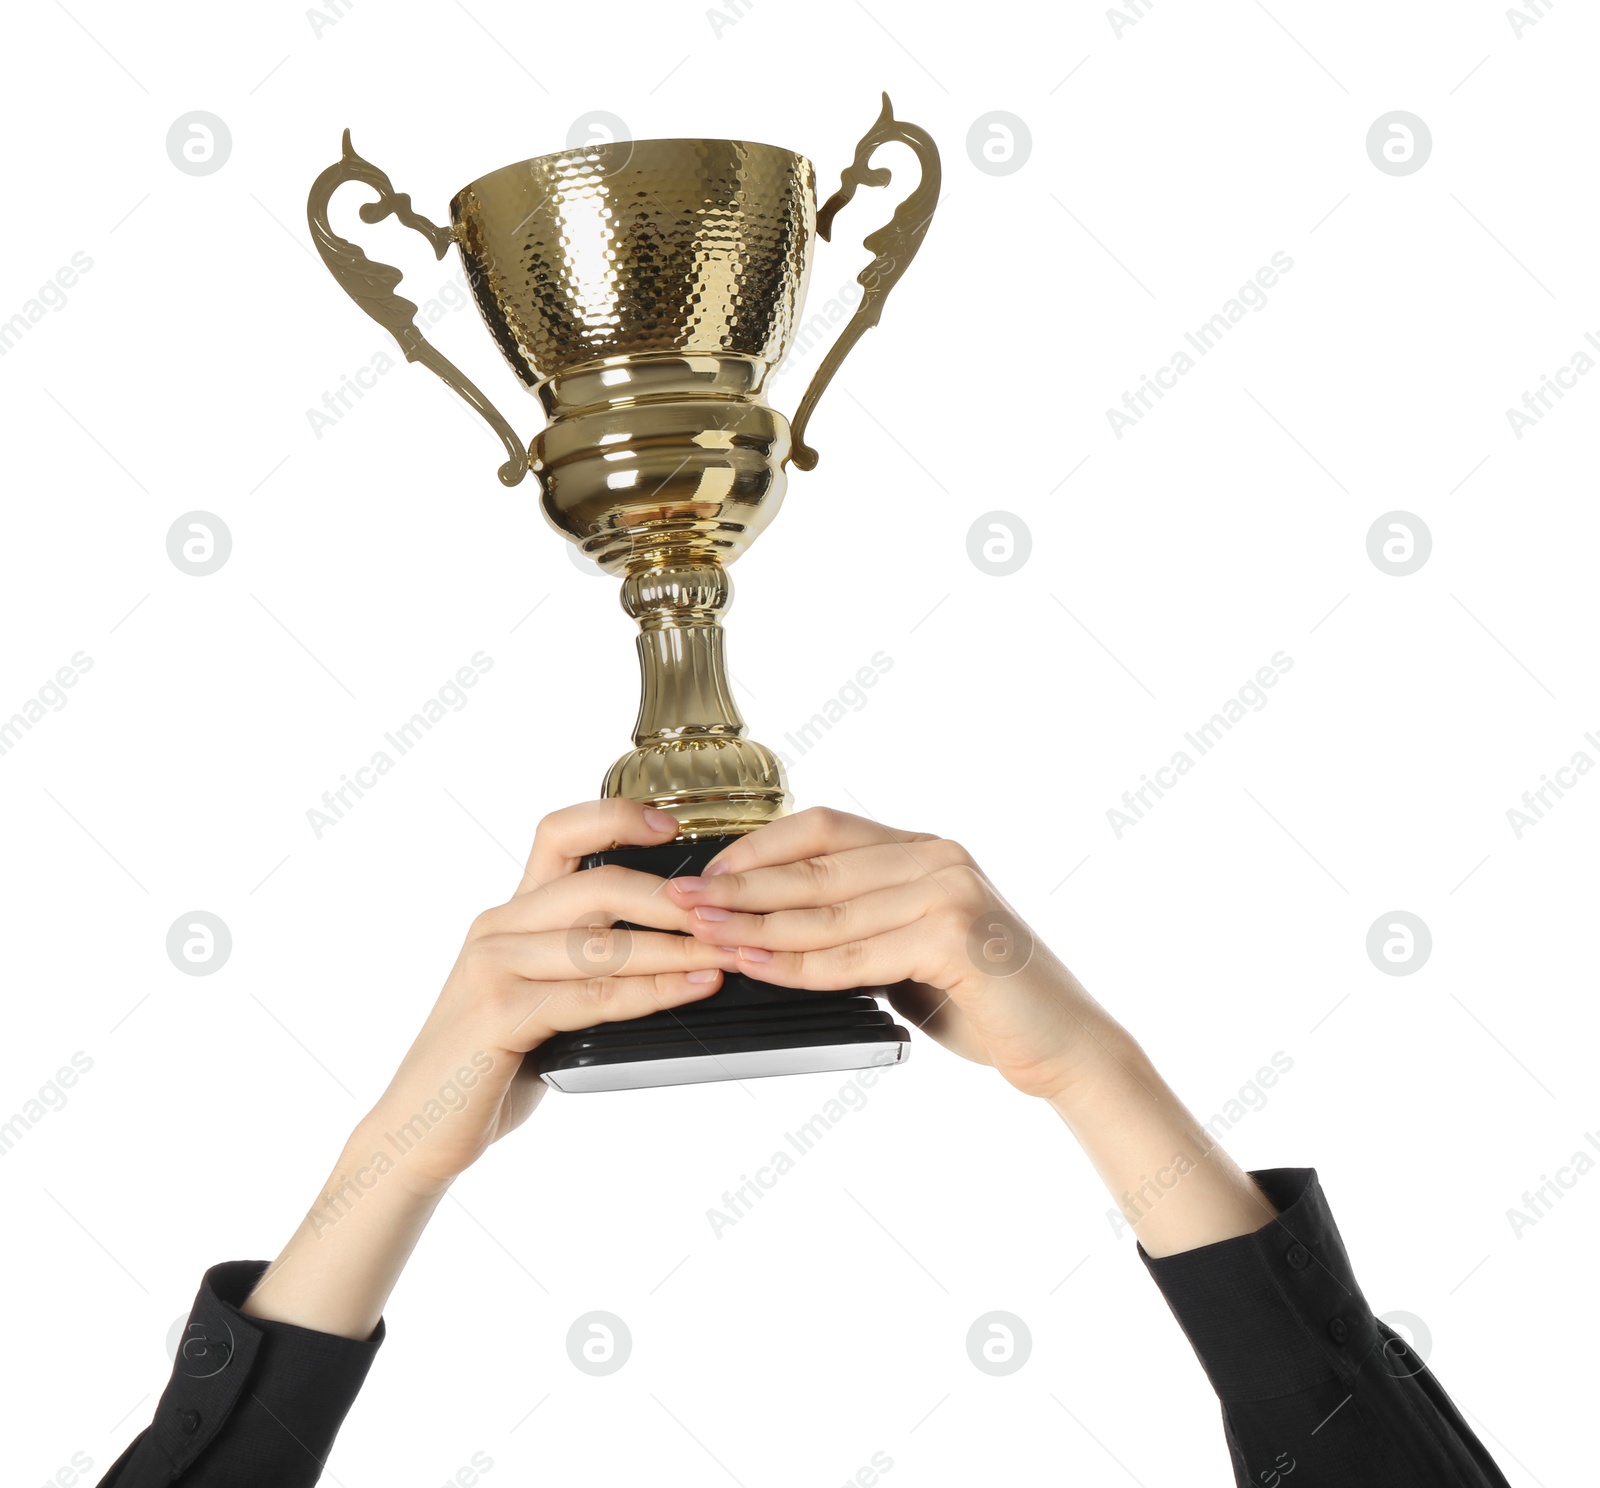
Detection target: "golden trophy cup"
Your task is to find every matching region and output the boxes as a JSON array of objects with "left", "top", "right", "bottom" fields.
[{"left": 308, "top": 96, "right": 939, "bottom": 1091}]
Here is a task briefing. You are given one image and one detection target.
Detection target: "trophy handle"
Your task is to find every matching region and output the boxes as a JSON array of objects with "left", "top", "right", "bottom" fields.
[
  {"left": 786, "top": 94, "right": 942, "bottom": 472},
  {"left": 307, "top": 131, "right": 529, "bottom": 488}
]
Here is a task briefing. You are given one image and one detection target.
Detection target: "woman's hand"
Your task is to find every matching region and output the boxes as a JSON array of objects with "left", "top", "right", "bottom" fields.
[
  {"left": 666, "top": 806, "right": 1124, "bottom": 1104},
  {"left": 667, "top": 806, "right": 1278, "bottom": 1256},
  {"left": 242, "top": 799, "right": 736, "bottom": 1338},
  {"left": 363, "top": 798, "right": 738, "bottom": 1198}
]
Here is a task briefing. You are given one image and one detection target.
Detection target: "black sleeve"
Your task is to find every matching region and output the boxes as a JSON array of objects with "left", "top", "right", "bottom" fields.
[
  {"left": 96, "top": 1260, "right": 383, "bottom": 1487},
  {"left": 1138, "top": 1168, "right": 1509, "bottom": 1488}
]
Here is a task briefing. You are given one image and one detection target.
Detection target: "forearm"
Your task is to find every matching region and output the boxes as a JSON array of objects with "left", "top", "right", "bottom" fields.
[
  {"left": 240, "top": 1119, "right": 446, "bottom": 1340},
  {"left": 1048, "top": 1019, "right": 1278, "bottom": 1258}
]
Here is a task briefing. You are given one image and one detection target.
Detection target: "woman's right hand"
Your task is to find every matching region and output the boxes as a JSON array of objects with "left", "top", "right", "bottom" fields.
[
  {"left": 360, "top": 798, "right": 736, "bottom": 1198},
  {"left": 244, "top": 799, "right": 730, "bottom": 1341}
]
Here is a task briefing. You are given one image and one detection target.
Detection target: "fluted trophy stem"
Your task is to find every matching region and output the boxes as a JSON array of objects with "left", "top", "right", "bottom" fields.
[{"left": 605, "top": 562, "right": 790, "bottom": 839}]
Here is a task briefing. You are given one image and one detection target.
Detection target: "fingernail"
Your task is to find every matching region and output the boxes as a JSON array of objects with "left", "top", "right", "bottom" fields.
[
  {"left": 670, "top": 876, "right": 708, "bottom": 894},
  {"left": 738, "top": 946, "right": 773, "bottom": 963},
  {"left": 686, "top": 968, "right": 721, "bottom": 984},
  {"left": 692, "top": 906, "right": 732, "bottom": 922},
  {"left": 645, "top": 808, "right": 678, "bottom": 832},
  {"left": 705, "top": 859, "right": 732, "bottom": 876}
]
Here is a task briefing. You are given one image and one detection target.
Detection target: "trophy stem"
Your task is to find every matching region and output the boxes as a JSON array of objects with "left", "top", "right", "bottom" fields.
[{"left": 602, "top": 560, "right": 791, "bottom": 839}]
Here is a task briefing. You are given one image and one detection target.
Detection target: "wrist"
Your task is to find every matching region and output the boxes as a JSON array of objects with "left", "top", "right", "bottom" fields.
[
  {"left": 240, "top": 1128, "right": 448, "bottom": 1339},
  {"left": 344, "top": 1112, "right": 457, "bottom": 1206},
  {"left": 1043, "top": 1018, "right": 1151, "bottom": 1118}
]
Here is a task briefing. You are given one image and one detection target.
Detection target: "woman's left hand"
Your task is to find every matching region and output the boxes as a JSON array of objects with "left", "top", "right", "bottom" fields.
[{"left": 667, "top": 807, "right": 1123, "bottom": 1105}]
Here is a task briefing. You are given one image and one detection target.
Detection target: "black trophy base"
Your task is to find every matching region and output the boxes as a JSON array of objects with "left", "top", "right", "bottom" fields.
[{"left": 534, "top": 833, "right": 912, "bottom": 1093}]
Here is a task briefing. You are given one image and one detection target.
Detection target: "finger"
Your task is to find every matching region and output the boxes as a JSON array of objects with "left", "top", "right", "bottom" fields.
[
  {"left": 680, "top": 875, "right": 954, "bottom": 951},
  {"left": 669, "top": 839, "right": 971, "bottom": 914},
  {"left": 496, "top": 969, "right": 727, "bottom": 1053},
  {"left": 484, "top": 863, "right": 698, "bottom": 936},
  {"left": 473, "top": 927, "right": 736, "bottom": 986},
  {"left": 725, "top": 923, "right": 948, "bottom": 994},
  {"left": 516, "top": 799, "right": 680, "bottom": 897},
  {"left": 702, "top": 805, "right": 936, "bottom": 878}
]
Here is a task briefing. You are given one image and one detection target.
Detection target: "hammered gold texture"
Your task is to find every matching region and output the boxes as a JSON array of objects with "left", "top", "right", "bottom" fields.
[{"left": 450, "top": 139, "right": 817, "bottom": 387}]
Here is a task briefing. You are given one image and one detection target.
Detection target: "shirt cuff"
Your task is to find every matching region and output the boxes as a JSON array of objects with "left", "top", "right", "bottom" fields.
[
  {"left": 1137, "top": 1167, "right": 1380, "bottom": 1403},
  {"left": 146, "top": 1260, "right": 384, "bottom": 1481}
]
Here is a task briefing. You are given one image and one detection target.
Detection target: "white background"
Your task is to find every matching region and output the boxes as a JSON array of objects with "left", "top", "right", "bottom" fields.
[{"left": 1, "top": 1, "right": 1594, "bottom": 1484}]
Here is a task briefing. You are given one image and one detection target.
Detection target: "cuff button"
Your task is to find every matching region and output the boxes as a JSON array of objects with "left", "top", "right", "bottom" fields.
[
  {"left": 1327, "top": 1317, "right": 1349, "bottom": 1344},
  {"left": 177, "top": 1408, "right": 202, "bottom": 1435}
]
